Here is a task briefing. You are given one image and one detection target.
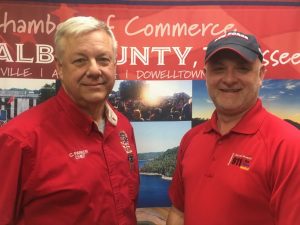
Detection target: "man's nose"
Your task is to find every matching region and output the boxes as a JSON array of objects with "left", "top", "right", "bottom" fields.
[
  {"left": 87, "top": 59, "right": 101, "bottom": 76},
  {"left": 222, "top": 69, "right": 237, "bottom": 84}
]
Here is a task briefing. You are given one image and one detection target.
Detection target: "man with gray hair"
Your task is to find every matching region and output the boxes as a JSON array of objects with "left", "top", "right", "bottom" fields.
[{"left": 0, "top": 16, "right": 139, "bottom": 225}]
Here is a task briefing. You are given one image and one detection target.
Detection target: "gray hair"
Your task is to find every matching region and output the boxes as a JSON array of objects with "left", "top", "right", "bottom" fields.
[{"left": 54, "top": 16, "right": 117, "bottom": 60}]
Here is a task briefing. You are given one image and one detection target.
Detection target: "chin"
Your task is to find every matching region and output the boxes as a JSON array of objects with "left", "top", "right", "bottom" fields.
[
  {"left": 217, "top": 103, "right": 241, "bottom": 112},
  {"left": 84, "top": 94, "right": 107, "bottom": 103}
]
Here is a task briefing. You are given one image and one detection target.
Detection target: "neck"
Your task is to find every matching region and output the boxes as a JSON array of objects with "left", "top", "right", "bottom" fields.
[
  {"left": 81, "top": 102, "right": 106, "bottom": 123},
  {"left": 62, "top": 87, "right": 106, "bottom": 123},
  {"left": 216, "top": 112, "right": 245, "bottom": 135}
]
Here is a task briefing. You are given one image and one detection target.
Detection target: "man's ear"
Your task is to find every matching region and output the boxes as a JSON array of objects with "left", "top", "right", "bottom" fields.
[
  {"left": 259, "top": 64, "right": 266, "bottom": 86},
  {"left": 203, "top": 66, "right": 208, "bottom": 86},
  {"left": 203, "top": 67, "right": 207, "bottom": 75},
  {"left": 55, "top": 57, "right": 63, "bottom": 80}
]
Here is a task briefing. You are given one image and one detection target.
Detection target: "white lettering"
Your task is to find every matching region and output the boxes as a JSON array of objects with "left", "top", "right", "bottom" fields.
[
  {"left": 263, "top": 49, "right": 300, "bottom": 67},
  {"left": 125, "top": 15, "right": 235, "bottom": 38},
  {"left": 69, "top": 150, "right": 89, "bottom": 160},
  {"left": 0, "top": 43, "right": 54, "bottom": 64},
  {"left": 0, "top": 43, "right": 13, "bottom": 62},
  {"left": 16, "top": 44, "right": 33, "bottom": 63},
  {"left": 173, "top": 47, "right": 192, "bottom": 65},
  {"left": 152, "top": 47, "right": 171, "bottom": 65},
  {"left": 136, "top": 70, "right": 205, "bottom": 80},
  {"left": 117, "top": 46, "right": 192, "bottom": 66},
  {"left": 0, "top": 12, "right": 56, "bottom": 34},
  {"left": 0, "top": 67, "right": 32, "bottom": 77},
  {"left": 130, "top": 47, "right": 150, "bottom": 65},
  {"left": 36, "top": 44, "right": 54, "bottom": 63},
  {"left": 106, "top": 14, "right": 115, "bottom": 30}
]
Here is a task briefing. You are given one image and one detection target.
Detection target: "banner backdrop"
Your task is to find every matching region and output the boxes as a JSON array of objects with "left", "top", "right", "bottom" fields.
[
  {"left": 1, "top": 2, "right": 300, "bottom": 80},
  {"left": 0, "top": 1, "right": 300, "bottom": 216}
]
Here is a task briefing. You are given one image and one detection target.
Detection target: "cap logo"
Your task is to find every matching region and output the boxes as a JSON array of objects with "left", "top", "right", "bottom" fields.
[
  {"left": 205, "top": 31, "right": 263, "bottom": 63},
  {"left": 214, "top": 31, "right": 249, "bottom": 42}
]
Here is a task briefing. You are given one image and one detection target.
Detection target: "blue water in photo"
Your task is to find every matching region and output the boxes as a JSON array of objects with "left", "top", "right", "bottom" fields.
[{"left": 137, "top": 160, "right": 172, "bottom": 208}]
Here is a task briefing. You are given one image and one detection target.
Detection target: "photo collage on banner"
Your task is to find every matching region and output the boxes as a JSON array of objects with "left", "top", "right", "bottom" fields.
[{"left": 0, "top": 1, "right": 299, "bottom": 213}]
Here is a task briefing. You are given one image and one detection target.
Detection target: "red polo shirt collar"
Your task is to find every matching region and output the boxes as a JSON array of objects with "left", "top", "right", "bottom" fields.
[
  {"left": 55, "top": 88, "right": 117, "bottom": 135},
  {"left": 204, "top": 99, "right": 267, "bottom": 135}
]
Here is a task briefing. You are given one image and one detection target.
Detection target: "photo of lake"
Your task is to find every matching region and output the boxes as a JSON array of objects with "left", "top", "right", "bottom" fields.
[
  {"left": 132, "top": 121, "right": 191, "bottom": 207},
  {"left": 138, "top": 172, "right": 172, "bottom": 208}
]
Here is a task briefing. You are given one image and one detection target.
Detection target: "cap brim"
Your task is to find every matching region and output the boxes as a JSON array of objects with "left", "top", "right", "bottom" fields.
[{"left": 205, "top": 45, "right": 258, "bottom": 63}]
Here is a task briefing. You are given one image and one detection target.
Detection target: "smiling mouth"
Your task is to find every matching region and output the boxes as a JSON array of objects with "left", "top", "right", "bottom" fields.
[
  {"left": 220, "top": 89, "right": 241, "bottom": 92},
  {"left": 82, "top": 83, "right": 105, "bottom": 86}
]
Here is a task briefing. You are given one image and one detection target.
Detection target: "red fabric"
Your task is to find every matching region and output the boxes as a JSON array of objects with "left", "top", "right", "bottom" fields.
[
  {"left": 1, "top": 3, "right": 300, "bottom": 80},
  {"left": 169, "top": 99, "right": 300, "bottom": 225},
  {"left": 0, "top": 88, "right": 139, "bottom": 225}
]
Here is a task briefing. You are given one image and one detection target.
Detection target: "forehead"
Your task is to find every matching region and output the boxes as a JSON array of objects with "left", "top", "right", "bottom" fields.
[
  {"left": 73, "top": 30, "right": 111, "bottom": 44},
  {"left": 206, "top": 49, "right": 250, "bottom": 65},
  {"left": 63, "top": 30, "right": 114, "bottom": 54}
]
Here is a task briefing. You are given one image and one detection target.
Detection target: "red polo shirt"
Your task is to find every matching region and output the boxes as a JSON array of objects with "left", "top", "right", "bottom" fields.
[
  {"left": 0, "top": 88, "right": 139, "bottom": 225},
  {"left": 169, "top": 99, "right": 300, "bottom": 225}
]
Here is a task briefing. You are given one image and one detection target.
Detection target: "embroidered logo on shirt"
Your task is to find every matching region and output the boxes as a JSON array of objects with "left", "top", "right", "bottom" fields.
[
  {"left": 119, "top": 131, "right": 132, "bottom": 154},
  {"left": 228, "top": 153, "right": 252, "bottom": 171},
  {"left": 119, "top": 131, "right": 135, "bottom": 171},
  {"left": 69, "top": 149, "right": 89, "bottom": 160}
]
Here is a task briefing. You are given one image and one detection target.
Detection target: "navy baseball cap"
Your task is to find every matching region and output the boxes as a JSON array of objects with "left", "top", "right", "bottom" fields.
[{"left": 205, "top": 31, "right": 263, "bottom": 63}]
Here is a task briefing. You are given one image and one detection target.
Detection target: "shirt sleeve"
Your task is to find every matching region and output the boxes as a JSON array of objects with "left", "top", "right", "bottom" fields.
[
  {"left": 0, "top": 133, "right": 29, "bottom": 225},
  {"left": 270, "top": 134, "right": 300, "bottom": 225},
  {"left": 168, "top": 139, "right": 186, "bottom": 212}
]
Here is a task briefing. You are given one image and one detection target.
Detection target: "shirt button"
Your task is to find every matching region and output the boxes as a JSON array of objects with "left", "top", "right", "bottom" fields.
[{"left": 205, "top": 173, "right": 214, "bottom": 178}]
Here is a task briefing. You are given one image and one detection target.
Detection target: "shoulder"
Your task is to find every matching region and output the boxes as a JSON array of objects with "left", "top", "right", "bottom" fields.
[
  {"left": 115, "top": 108, "right": 131, "bottom": 123},
  {"left": 261, "top": 111, "right": 300, "bottom": 140},
  {"left": 0, "top": 97, "right": 57, "bottom": 140},
  {"left": 110, "top": 105, "right": 134, "bottom": 133},
  {"left": 179, "top": 121, "right": 209, "bottom": 154},
  {"left": 258, "top": 110, "right": 300, "bottom": 156}
]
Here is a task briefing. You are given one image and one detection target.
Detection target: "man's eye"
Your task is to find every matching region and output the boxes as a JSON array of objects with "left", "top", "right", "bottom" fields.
[
  {"left": 212, "top": 67, "right": 225, "bottom": 72},
  {"left": 97, "top": 57, "right": 111, "bottom": 65},
  {"left": 73, "top": 58, "right": 87, "bottom": 65},
  {"left": 237, "top": 67, "right": 251, "bottom": 73}
]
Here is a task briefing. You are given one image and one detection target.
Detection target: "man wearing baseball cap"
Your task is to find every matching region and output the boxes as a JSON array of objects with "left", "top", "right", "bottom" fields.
[{"left": 167, "top": 31, "right": 300, "bottom": 225}]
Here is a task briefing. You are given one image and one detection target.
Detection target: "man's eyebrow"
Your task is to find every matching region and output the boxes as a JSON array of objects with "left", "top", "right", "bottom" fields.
[
  {"left": 237, "top": 60, "right": 252, "bottom": 66},
  {"left": 208, "top": 60, "right": 223, "bottom": 66}
]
